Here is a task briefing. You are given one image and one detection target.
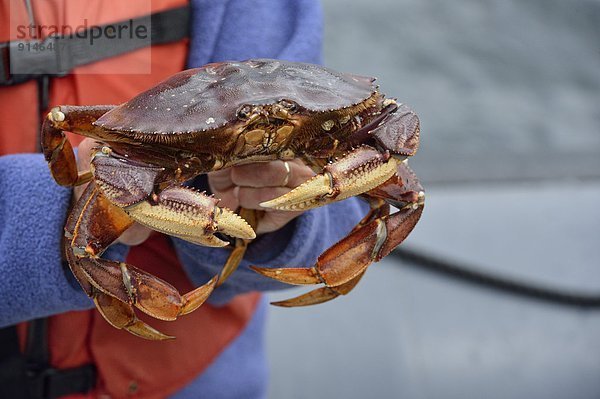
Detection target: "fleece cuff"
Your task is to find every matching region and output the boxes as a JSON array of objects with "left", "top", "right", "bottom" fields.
[{"left": 0, "top": 154, "right": 127, "bottom": 327}]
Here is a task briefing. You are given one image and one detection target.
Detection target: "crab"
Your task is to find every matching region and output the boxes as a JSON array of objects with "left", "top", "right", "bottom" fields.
[{"left": 41, "top": 59, "right": 424, "bottom": 340}]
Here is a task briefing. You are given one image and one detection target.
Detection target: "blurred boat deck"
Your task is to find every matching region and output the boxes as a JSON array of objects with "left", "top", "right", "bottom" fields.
[
  {"left": 266, "top": 0, "right": 600, "bottom": 397},
  {"left": 267, "top": 182, "right": 600, "bottom": 399}
]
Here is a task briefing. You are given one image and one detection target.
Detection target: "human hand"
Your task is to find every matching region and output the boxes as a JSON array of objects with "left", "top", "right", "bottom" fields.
[
  {"left": 75, "top": 138, "right": 152, "bottom": 246},
  {"left": 208, "top": 159, "right": 316, "bottom": 234}
]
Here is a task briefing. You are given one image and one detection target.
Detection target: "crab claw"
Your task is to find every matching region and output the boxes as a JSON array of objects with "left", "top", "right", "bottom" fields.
[
  {"left": 214, "top": 206, "right": 257, "bottom": 241},
  {"left": 260, "top": 146, "right": 399, "bottom": 211},
  {"left": 260, "top": 174, "right": 332, "bottom": 210},
  {"left": 126, "top": 186, "right": 255, "bottom": 247}
]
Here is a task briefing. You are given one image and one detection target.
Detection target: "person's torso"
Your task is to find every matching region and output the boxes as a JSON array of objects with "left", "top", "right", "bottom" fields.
[{"left": 1, "top": 1, "right": 260, "bottom": 397}]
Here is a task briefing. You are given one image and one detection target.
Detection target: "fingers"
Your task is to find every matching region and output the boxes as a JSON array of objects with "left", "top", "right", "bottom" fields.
[
  {"left": 207, "top": 159, "right": 316, "bottom": 234},
  {"left": 208, "top": 167, "right": 234, "bottom": 192},
  {"left": 233, "top": 161, "right": 313, "bottom": 234},
  {"left": 73, "top": 138, "right": 96, "bottom": 201},
  {"left": 75, "top": 138, "right": 97, "bottom": 170},
  {"left": 117, "top": 223, "right": 153, "bottom": 246},
  {"left": 236, "top": 183, "right": 302, "bottom": 234},
  {"left": 236, "top": 186, "right": 290, "bottom": 209},
  {"left": 208, "top": 159, "right": 316, "bottom": 211},
  {"left": 230, "top": 159, "right": 313, "bottom": 188},
  {"left": 255, "top": 209, "right": 302, "bottom": 234}
]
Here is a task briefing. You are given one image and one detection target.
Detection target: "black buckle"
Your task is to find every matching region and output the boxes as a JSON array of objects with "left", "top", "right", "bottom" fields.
[{"left": 0, "top": 37, "right": 67, "bottom": 86}]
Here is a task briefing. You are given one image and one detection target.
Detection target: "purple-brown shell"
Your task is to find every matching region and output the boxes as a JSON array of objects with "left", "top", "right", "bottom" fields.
[{"left": 94, "top": 59, "right": 376, "bottom": 135}]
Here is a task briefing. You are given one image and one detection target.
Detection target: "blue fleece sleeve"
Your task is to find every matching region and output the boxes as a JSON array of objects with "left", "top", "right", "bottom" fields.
[
  {"left": 0, "top": 154, "right": 127, "bottom": 327},
  {"left": 177, "top": 0, "right": 368, "bottom": 305},
  {"left": 187, "top": 0, "right": 323, "bottom": 67}
]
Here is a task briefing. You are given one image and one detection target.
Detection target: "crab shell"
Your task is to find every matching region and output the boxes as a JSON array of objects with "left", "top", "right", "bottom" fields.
[{"left": 93, "top": 59, "right": 382, "bottom": 162}]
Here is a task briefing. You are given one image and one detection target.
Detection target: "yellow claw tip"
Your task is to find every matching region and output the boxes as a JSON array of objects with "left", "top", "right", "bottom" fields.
[
  {"left": 258, "top": 200, "right": 272, "bottom": 208},
  {"left": 216, "top": 208, "right": 256, "bottom": 240},
  {"left": 260, "top": 174, "right": 332, "bottom": 210}
]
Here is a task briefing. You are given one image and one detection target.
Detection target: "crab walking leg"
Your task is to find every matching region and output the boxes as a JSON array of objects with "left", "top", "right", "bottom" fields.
[
  {"left": 260, "top": 145, "right": 400, "bottom": 211},
  {"left": 281, "top": 196, "right": 390, "bottom": 303},
  {"left": 93, "top": 292, "right": 175, "bottom": 340},
  {"left": 284, "top": 197, "right": 391, "bottom": 305},
  {"left": 65, "top": 239, "right": 170, "bottom": 340},
  {"left": 66, "top": 182, "right": 218, "bottom": 340},
  {"left": 352, "top": 197, "right": 391, "bottom": 232},
  {"left": 65, "top": 183, "right": 173, "bottom": 339},
  {"left": 75, "top": 255, "right": 218, "bottom": 320},
  {"left": 270, "top": 271, "right": 366, "bottom": 307},
  {"left": 41, "top": 105, "right": 116, "bottom": 186},
  {"left": 252, "top": 163, "right": 424, "bottom": 306}
]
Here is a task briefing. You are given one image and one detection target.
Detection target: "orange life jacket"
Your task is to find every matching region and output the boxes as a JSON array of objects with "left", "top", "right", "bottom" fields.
[{"left": 1, "top": 1, "right": 260, "bottom": 397}]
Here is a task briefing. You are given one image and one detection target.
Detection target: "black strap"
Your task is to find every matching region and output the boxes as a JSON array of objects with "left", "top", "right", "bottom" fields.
[
  {"left": 0, "top": 319, "right": 97, "bottom": 399},
  {"left": 0, "top": 325, "right": 28, "bottom": 398},
  {"left": 0, "top": 5, "right": 190, "bottom": 86},
  {"left": 0, "top": 323, "right": 22, "bottom": 359},
  {"left": 0, "top": 5, "right": 191, "bottom": 395},
  {"left": 27, "top": 363, "right": 97, "bottom": 399},
  {"left": 25, "top": 318, "right": 50, "bottom": 367}
]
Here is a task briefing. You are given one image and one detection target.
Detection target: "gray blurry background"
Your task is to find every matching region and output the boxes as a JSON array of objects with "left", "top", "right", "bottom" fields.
[{"left": 266, "top": 1, "right": 600, "bottom": 398}]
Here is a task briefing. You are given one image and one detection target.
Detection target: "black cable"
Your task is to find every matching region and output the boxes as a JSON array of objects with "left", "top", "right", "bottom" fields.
[{"left": 391, "top": 247, "right": 600, "bottom": 309}]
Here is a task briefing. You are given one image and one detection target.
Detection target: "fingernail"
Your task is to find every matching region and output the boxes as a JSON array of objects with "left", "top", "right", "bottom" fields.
[{"left": 232, "top": 186, "right": 240, "bottom": 199}]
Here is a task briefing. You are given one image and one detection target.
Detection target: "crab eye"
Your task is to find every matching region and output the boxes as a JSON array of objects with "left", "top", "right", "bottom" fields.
[
  {"left": 237, "top": 105, "right": 253, "bottom": 119},
  {"left": 279, "top": 100, "right": 298, "bottom": 113}
]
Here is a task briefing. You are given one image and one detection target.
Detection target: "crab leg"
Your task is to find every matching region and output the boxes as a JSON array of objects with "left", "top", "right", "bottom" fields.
[
  {"left": 74, "top": 254, "right": 218, "bottom": 321},
  {"left": 41, "top": 105, "right": 116, "bottom": 186},
  {"left": 252, "top": 163, "right": 424, "bottom": 306},
  {"left": 92, "top": 292, "right": 174, "bottom": 340},
  {"left": 66, "top": 240, "right": 169, "bottom": 339},
  {"left": 270, "top": 271, "right": 366, "bottom": 307},
  {"left": 65, "top": 182, "right": 218, "bottom": 340},
  {"left": 66, "top": 229, "right": 171, "bottom": 340},
  {"left": 262, "top": 197, "right": 391, "bottom": 306},
  {"left": 65, "top": 183, "right": 170, "bottom": 339}
]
